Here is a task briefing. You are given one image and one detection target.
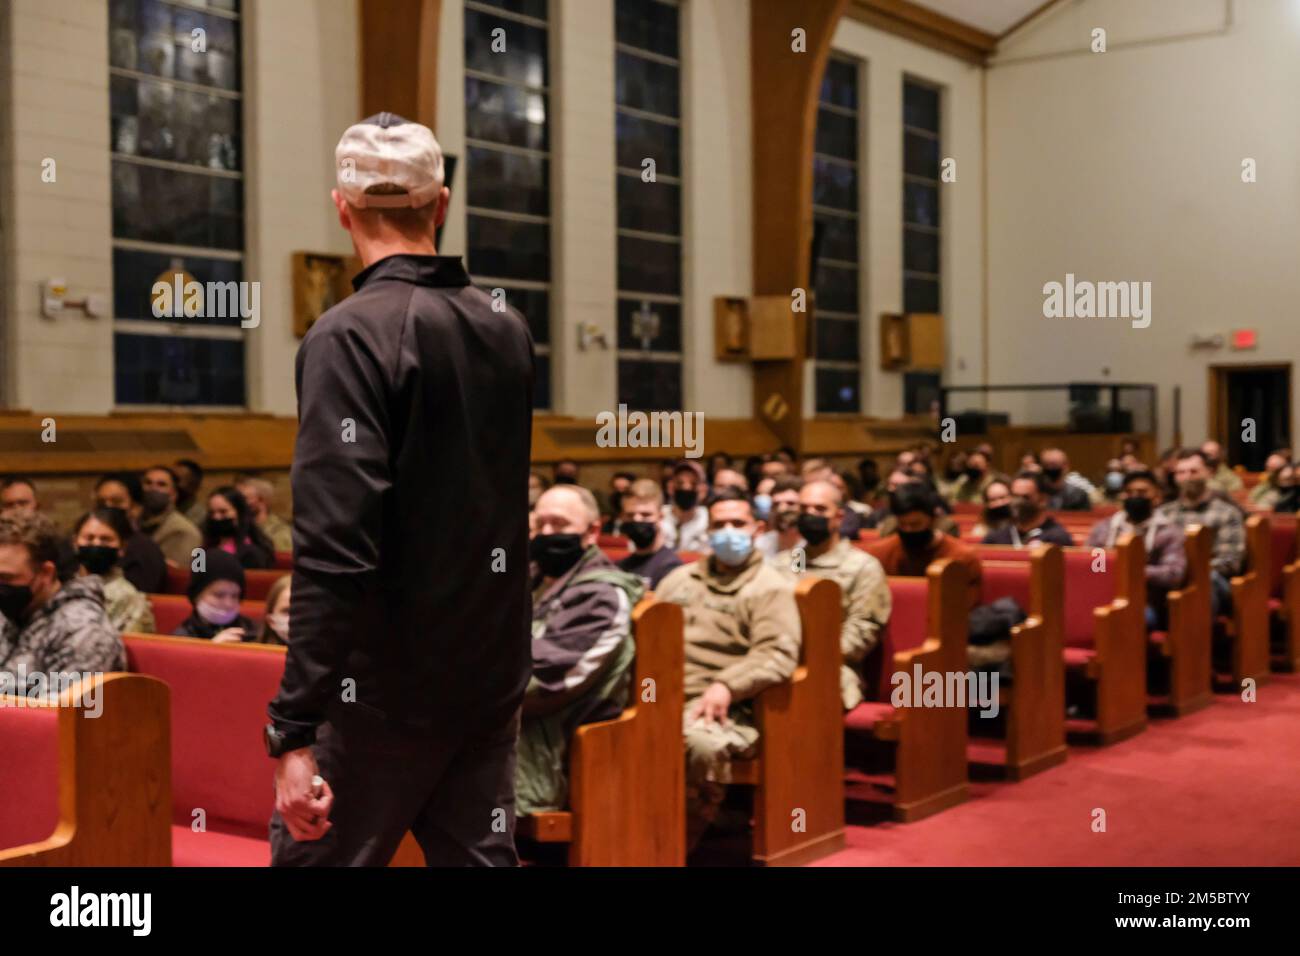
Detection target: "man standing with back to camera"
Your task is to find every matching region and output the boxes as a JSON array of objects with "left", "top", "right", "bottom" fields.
[{"left": 264, "top": 113, "right": 534, "bottom": 866}]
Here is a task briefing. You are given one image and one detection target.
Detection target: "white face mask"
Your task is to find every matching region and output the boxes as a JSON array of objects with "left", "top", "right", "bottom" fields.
[
  {"left": 197, "top": 598, "right": 239, "bottom": 626},
  {"left": 266, "top": 611, "right": 290, "bottom": 640}
]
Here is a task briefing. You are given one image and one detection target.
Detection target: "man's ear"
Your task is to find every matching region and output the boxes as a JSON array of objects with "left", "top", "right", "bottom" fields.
[
  {"left": 435, "top": 186, "right": 451, "bottom": 229},
  {"left": 331, "top": 189, "right": 351, "bottom": 231}
]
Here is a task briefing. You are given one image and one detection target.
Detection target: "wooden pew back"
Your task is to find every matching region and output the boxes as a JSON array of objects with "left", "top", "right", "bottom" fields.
[{"left": 0, "top": 673, "right": 171, "bottom": 866}]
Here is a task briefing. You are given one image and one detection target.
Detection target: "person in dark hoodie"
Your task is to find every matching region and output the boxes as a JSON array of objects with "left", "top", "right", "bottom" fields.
[
  {"left": 202, "top": 485, "right": 275, "bottom": 570},
  {"left": 0, "top": 511, "right": 124, "bottom": 681},
  {"left": 517, "top": 483, "right": 644, "bottom": 815},
  {"left": 172, "top": 549, "right": 255, "bottom": 643},
  {"left": 981, "top": 472, "right": 1075, "bottom": 548}
]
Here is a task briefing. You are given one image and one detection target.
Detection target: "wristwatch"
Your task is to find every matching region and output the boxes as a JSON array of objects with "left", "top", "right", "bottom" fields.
[{"left": 263, "top": 722, "right": 315, "bottom": 758}]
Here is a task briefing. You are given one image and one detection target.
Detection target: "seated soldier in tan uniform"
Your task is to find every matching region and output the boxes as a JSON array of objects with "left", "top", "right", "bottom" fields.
[
  {"left": 654, "top": 487, "right": 801, "bottom": 850},
  {"left": 775, "top": 478, "right": 890, "bottom": 711}
]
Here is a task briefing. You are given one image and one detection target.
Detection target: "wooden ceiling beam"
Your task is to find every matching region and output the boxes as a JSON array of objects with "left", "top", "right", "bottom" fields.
[{"left": 845, "top": 0, "right": 998, "bottom": 65}]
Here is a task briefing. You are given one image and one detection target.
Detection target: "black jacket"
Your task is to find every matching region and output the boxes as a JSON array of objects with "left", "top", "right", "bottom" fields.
[{"left": 268, "top": 255, "right": 534, "bottom": 740}]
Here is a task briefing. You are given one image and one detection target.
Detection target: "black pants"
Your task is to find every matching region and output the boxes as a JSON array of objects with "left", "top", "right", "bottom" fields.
[{"left": 270, "top": 702, "right": 521, "bottom": 867}]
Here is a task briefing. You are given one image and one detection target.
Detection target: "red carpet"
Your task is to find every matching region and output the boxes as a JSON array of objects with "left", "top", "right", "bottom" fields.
[{"left": 817, "top": 674, "right": 1300, "bottom": 866}]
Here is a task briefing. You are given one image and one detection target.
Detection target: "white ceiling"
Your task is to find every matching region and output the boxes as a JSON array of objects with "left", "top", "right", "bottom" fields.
[{"left": 907, "top": 0, "right": 1051, "bottom": 36}]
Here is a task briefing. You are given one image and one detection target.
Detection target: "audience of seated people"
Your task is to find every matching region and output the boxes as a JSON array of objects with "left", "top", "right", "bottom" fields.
[
  {"left": 173, "top": 550, "right": 256, "bottom": 643},
  {"left": 1086, "top": 471, "right": 1187, "bottom": 629},
  {"left": 615, "top": 479, "right": 683, "bottom": 589},
  {"left": 949, "top": 449, "right": 1000, "bottom": 503},
  {"left": 0, "top": 511, "right": 125, "bottom": 679},
  {"left": 654, "top": 487, "right": 802, "bottom": 849},
  {"left": 71, "top": 507, "right": 156, "bottom": 635},
  {"left": 140, "top": 464, "right": 202, "bottom": 567},
  {"left": 776, "top": 478, "right": 891, "bottom": 711},
  {"left": 982, "top": 472, "right": 1075, "bottom": 547},
  {"left": 1039, "top": 448, "right": 1096, "bottom": 510},
  {"left": 517, "top": 484, "right": 643, "bottom": 815},
  {"left": 203, "top": 485, "right": 275, "bottom": 570}
]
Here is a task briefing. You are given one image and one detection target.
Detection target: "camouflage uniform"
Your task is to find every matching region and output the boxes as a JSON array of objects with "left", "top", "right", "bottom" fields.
[
  {"left": 0, "top": 576, "right": 126, "bottom": 681},
  {"left": 654, "top": 550, "right": 801, "bottom": 847},
  {"left": 775, "top": 537, "right": 890, "bottom": 710},
  {"left": 260, "top": 513, "right": 294, "bottom": 554},
  {"left": 100, "top": 570, "right": 156, "bottom": 635}
]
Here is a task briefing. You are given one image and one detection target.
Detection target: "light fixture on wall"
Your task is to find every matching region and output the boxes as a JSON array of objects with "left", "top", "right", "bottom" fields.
[
  {"left": 1189, "top": 333, "right": 1225, "bottom": 351},
  {"left": 41, "top": 279, "right": 108, "bottom": 319}
]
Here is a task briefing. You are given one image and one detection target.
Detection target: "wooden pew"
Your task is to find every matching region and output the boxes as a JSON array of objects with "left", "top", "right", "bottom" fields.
[
  {"left": 1155, "top": 525, "right": 1213, "bottom": 715},
  {"left": 845, "top": 559, "right": 971, "bottom": 822},
  {"left": 978, "top": 536, "right": 1148, "bottom": 744},
  {"left": 0, "top": 673, "right": 171, "bottom": 866},
  {"left": 729, "top": 576, "right": 845, "bottom": 865},
  {"left": 1224, "top": 515, "right": 1270, "bottom": 687},
  {"left": 1266, "top": 516, "right": 1300, "bottom": 671},
  {"left": 517, "top": 596, "right": 686, "bottom": 866},
  {"left": 979, "top": 548, "right": 1066, "bottom": 779}
]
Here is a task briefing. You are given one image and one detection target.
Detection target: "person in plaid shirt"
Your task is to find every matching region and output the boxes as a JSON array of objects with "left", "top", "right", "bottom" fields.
[{"left": 1158, "top": 449, "right": 1244, "bottom": 615}]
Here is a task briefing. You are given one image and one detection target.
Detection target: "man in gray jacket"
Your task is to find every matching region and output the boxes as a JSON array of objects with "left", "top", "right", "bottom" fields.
[{"left": 0, "top": 511, "right": 124, "bottom": 689}]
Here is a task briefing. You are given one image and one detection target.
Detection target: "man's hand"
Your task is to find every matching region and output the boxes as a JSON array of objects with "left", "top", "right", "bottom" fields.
[
  {"left": 274, "top": 747, "right": 334, "bottom": 842},
  {"left": 687, "top": 681, "right": 732, "bottom": 724},
  {"left": 213, "top": 627, "right": 245, "bottom": 644}
]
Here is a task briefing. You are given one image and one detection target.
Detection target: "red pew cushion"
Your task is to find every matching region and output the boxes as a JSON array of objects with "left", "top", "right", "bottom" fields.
[
  {"left": 1062, "top": 550, "right": 1116, "bottom": 648},
  {"left": 980, "top": 561, "right": 1032, "bottom": 610},
  {"left": 125, "top": 637, "right": 285, "bottom": 840},
  {"left": 862, "top": 578, "right": 930, "bottom": 703},
  {"left": 0, "top": 705, "right": 60, "bottom": 851},
  {"left": 844, "top": 700, "right": 895, "bottom": 732}
]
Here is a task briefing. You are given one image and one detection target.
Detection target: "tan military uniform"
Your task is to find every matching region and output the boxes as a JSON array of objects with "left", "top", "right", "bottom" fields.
[
  {"left": 1210, "top": 464, "right": 1244, "bottom": 494},
  {"left": 951, "top": 472, "right": 997, "bottom": 504},
  {"left": 141, "top": 507, "right": 202, "bottom": 568},
  {"left": 775, "top": 537, "right": 890, "bottom": 711},
  {"left": 654, "top": 550, "right": 801, "bottom": 847},
  {"left": 101, "top": 570, "right": 156, "bottom": 635},
  {"left": 261, "top": 512, "right": 294, "bottom": 553}
]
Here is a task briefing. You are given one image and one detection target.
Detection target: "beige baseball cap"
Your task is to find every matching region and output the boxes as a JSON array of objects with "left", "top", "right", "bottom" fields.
[{"left": 335, "top": 112, "right": 445, "bottom": 209}]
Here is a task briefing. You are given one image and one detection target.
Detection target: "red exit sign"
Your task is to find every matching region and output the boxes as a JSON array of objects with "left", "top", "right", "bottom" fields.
[{"left": 1231, "top": 329, "right": 1258, "bottom": 350}]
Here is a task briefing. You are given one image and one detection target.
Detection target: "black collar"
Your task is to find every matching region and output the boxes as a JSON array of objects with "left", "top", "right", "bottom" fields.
[{"left": 352, "top": 254, "right": 471, "bottom": 292}]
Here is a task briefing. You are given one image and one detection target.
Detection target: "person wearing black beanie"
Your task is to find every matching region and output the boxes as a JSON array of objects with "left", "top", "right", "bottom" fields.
[{"left": 173, "top": 548, "right": 254, "bottom": 643}]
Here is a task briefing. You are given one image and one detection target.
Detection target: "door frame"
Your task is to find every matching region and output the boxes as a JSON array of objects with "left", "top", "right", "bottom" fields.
[{"left": 1208, "top": 362, "right": 1292, "bottom": 453}]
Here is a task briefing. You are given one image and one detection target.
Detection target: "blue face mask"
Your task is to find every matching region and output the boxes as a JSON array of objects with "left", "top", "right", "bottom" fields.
[
  {"left": 710, "top": 528, "right": 754, "bottom": 567},
  {"left": 1104, "top": 471, "right": 1124, "bottom": 492},
  {"left": 752, "top": 494, "right": 773, "bottom": 521}
]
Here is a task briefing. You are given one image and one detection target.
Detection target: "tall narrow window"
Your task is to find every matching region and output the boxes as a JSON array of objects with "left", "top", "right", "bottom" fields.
[
  {"left": 902, "top": 78, "right": 941, "bottom": 413},
  {"left": 902, "top": 78, "right": 942, "bottom": 314},
  {"left": 614, "top": 0, "right": 682, "bottom": 411},
  {"left": 464, "top": 0, "right": 553, "bottom": 409},
  {"left": 108, "top": 0, "right": 246, "bottom": 406},
  {"left": 811, "top": 55, "right": 862, "bottom": 414}
]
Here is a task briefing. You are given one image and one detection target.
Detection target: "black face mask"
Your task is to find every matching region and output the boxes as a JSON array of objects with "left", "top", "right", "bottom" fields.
[
  {"left": 898, "top": 529, "right": 933, "bottom": 553},
  {"left": 1011, "top": 497, "right": 1039, "bottom": 525},
  {"left": 1123, "top": 497, "right": 1153, "bottom": 523},
  {"left": 0, "top": 582, "right": 33, "bottom": 624},
  {"left": 1042, "top": 467, "right": 1064, "bottom": 483},
  {"left": 553, "top": 475, "right": 578, "bottom": 486},
  {"left": 622, "top": 520, "right": 658, "bottom": 551},
  {"left": 141, "top": 490, "right": 171, "bottom": 516},
  {"left": 796, "top": 513, "right": 832, "bottom": 546},
  {"left": 78, "top": 545, "right": 119, "bottom": 576},
  {"left": 672, "top": 488, "right": 698, "bottom": 511},
  {"left": 985, "top": 504, "right": 1012, "bottom": 523},
  {"left": 530, "top": 533, "right": 586, "bottom": 578},
  {"left": 206, "top": 516, "right": 238, "bottom": 539},
  {"left": 964, "top": 467, "right": 984, "bottom": 483}
]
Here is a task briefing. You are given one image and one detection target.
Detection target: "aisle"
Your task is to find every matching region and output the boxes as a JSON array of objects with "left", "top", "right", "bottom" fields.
[{"left": 817, "top": 674, "right": 1300, "bottom": 866}]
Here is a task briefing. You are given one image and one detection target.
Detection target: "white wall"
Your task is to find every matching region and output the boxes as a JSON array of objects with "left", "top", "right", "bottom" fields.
[
  {"left": 244, "top": 0, "right": 359, "bottom": 415},
  {"left": 830, "top": 15, "right": 986, "bottom": 419},
  {"left": 0, "top": 0, "right": 114, "bottom": 413},
  {"left": 986, "top": 0, "right": 1300, "bottom": 446}
]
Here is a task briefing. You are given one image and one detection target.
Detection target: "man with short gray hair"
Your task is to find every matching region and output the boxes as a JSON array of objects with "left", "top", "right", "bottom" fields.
[{"left": 266, "top": 113, "right": 534, "bottom": 867}]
